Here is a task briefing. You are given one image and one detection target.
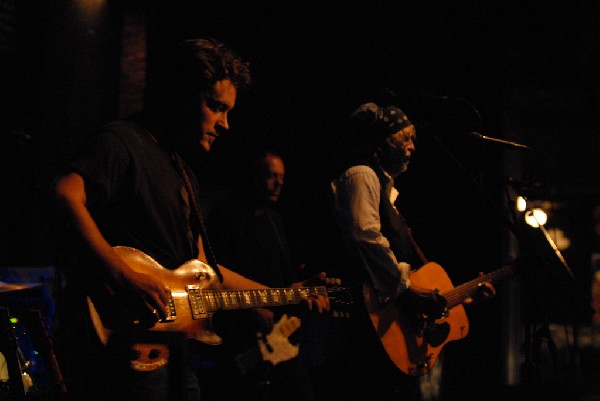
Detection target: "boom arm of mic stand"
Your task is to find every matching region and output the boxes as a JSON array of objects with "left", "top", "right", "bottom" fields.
[{"left": 429, "top": 132, "right": 594, "bottom": 316}]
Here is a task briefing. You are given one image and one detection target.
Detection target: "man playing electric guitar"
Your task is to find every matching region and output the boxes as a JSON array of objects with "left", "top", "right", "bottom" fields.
[
  {"left": 53, "top": 39, "right": 328, "bottom": 401},
  {"left": 329, "top": 102, "right": 495, "bottom": 401}
]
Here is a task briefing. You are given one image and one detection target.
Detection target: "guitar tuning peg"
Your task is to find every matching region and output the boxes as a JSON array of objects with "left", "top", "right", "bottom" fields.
[
  {"left": 325, "top": 277, "right": 342, "bottom": 286},
  {"left": 331, "top": 310, "right": 350, "bottom": 319}
]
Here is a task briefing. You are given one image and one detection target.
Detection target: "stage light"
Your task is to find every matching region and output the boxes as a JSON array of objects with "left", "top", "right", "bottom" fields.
[
  {"left": 72, "top": 0, "right": 107, "bottom": 26},
  {"left": 525, "top": 208, "right": 547, "bottom": 227},
  {"left": 516, "top": 196, "right": 527, "bottom": 212}
]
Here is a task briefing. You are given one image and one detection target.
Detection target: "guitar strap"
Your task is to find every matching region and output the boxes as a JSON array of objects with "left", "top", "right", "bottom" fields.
[
  {"left": 370, "top": 158, "right": 430, "bottom": 267},
  {"left": 381, "top": 168, "right": 429, "bottom": 267},
  {"left": 172, "top": 152, "right": 223, "bottom": 282},
  {"left": 397, "top": 210, "right": 429, "bottom": 266}
]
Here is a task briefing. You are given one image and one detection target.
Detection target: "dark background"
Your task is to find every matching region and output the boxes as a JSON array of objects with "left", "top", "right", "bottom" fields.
[{"left": 1, "top": 1, "right": 600, "bottom": 400}]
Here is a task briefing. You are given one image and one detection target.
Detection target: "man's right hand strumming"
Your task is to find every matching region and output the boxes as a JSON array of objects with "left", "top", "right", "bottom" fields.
[{"left": 400, "top": 285, "right": 447, "bottom": 320}]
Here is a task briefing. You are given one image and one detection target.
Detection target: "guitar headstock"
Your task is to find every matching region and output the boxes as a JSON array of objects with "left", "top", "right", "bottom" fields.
[
  {"left": 324, "top": 277, "right": 354, "bottom": 319},
  {"left": 258, "top": 314, "right": 301, "bottom": 366},
  {"left": 299, "top": 274, "right": 354, "bottom": 318}
]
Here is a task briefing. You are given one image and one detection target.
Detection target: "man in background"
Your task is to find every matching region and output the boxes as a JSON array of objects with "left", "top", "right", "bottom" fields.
[{"left": 206, "top": 149, "right": 318, "bottom": 401}]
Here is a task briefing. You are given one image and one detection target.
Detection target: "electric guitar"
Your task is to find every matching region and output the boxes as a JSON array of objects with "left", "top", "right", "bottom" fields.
[
  {"left": 363, "top": 261, "right": 515, "bottom": 376},
  {"left": 87, "top": 246, "right": 348, "bottom": 372},
  {"left": 233, "top": 313, "right": 302, "bottom": 375}
]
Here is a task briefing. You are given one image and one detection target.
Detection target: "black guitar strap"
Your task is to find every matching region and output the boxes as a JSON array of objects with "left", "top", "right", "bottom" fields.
[
  {"left": 396, "top": 209, "right": 429, "bottom": 266},
  {"left": 372, "top": 158, "right": 430, "bottom": 267},
  {"left": 172, "top": 152, "right": 223, "bottom": 282}
]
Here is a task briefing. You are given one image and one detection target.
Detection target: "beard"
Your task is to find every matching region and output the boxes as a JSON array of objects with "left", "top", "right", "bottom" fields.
[{"left": 380, "top": 149, "right": 410, "bottom": 177}]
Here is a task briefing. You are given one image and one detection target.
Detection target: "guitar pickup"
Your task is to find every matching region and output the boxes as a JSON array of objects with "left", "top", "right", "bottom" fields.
[{"left": 186, "top": 285, "right": 207, "bottom": 318}]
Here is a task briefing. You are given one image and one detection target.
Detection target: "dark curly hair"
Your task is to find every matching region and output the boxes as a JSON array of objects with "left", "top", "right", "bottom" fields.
[{"left": 145, "top": 38, "right": 251, "bottom": 111}]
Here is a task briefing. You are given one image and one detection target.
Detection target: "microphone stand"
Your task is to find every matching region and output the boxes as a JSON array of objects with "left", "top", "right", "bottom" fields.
[
  {"left": 382, "top": 90, "right": 592, "bottom": 307},
  {"left": 421, "top": 98, "right": 593, "bottom": 395},
  {"left": 420, "top": 96, "right": 592, "bottom": 315},
  {"left": 381, "top": 88, "right": 593, "bottom": 395}
]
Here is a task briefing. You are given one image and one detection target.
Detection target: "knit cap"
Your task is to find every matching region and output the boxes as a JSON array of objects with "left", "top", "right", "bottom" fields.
[{"left": 350, "top": 102, "right": 412, "bottom": 138}]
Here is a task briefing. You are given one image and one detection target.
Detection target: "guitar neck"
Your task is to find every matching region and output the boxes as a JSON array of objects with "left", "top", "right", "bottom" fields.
[
  {"left": 443, "top": 265, "right": 514, "bottom": 308},
  {"left": 195, "top": 286, "right": 328, "bottom": 313}
]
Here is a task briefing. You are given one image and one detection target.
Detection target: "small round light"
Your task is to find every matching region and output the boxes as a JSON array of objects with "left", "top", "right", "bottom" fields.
[
  {"left": 516, "top": 196, "right": 527, "bottom": 212},
  {"left": 525, "top": 209, "right": 547, "bottom": 227}
]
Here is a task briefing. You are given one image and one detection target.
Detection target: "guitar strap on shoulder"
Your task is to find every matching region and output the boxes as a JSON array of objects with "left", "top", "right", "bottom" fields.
[
  {"left": 390, "top": 191, "right": 429, "bottom": 266},
  {"left": 387, "top": 188, "right": 430, "bottom": 267},
  {"left": 404, "top": 220, "right": 429, "bottom": 266},
  {"left": 172, "top": 152, "right": 224, "bottom": 282},
  {"left": 371, "top": 158, "right": 429, "bottom": 267}
]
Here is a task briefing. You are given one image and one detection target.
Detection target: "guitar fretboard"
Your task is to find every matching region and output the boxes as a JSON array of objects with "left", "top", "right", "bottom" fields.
[
  {"left": 187, "top": 286, "right": 327, "bottom": 316},
  {"left": 443, "top": 265, "right": 514, "bottom": 309}
]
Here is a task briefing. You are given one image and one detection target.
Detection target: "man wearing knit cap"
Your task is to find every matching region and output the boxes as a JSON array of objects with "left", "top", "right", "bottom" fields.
[
  {"left": 332, "top": 102, "right": 445, "bottom": 308},
  {"left": 327, "top": 102, "right": 447, "bottom": 401}
]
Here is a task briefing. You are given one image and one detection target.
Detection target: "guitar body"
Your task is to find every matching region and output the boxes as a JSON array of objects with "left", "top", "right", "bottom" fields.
[
  {"left": 88, "top": 246, "right": 223, "bottom": 344},
  {"left": 87, "top": 246, "right": 223, "bottom": 371},
  {"left": 363, "top": 262, "right": 469, "bottom": 376},
  {"left": 234, "top": 314, "right": 302, "bottom": 376}
]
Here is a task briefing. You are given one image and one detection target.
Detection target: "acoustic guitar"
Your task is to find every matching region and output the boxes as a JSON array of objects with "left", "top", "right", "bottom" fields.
[{"left": 363, "top": 261, "right": 514, "bottom": 376}]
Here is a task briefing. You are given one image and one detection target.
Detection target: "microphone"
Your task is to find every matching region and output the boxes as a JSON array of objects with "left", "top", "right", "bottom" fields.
[{"left": 468, "top": 132, "right": 531, "bottom": 151}]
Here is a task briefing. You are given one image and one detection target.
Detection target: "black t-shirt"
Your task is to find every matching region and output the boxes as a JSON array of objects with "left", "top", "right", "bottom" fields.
[{"left": 70, "top": 119, "right": 199, "bottom": 270}]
